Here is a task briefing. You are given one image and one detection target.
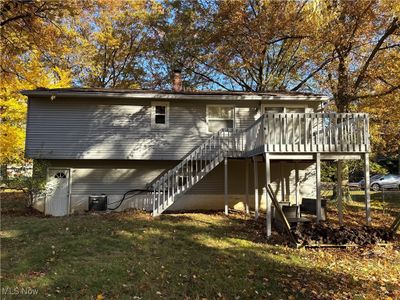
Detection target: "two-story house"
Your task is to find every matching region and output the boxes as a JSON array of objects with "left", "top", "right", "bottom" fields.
[{"left": 22, "top": 72, "right": 372, "bottom": 235}]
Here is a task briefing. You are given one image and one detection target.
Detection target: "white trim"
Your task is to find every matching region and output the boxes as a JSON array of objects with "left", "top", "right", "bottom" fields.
[
  {"left": 22, "top": 90, "right": 330, "bottom": 102},
  {"left": 151, "top": 101, "right": 169, "bottom": 128},
  {"left": 261, "top": 103, "right": 308, "bottom": 114},
  {"left": 206, "top": 104, "right": 235, "bottom": 133},
  {"left": 267, "top": 154, "right": 363, "bottom": 160}
]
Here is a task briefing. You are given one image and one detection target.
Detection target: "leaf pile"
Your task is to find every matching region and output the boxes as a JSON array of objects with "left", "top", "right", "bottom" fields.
[{"left": 294, "top": 222, "right": 394, "bottom": 246}]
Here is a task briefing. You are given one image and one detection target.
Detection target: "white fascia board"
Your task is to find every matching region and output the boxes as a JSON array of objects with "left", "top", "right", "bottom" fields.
[{"left": 21, "top": 90, "right": 330, "bottom": 102}]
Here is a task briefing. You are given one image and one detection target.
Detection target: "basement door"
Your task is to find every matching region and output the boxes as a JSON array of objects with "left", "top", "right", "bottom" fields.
[{"left": 45, "top": 168, "right": 70, "bottom": 216}]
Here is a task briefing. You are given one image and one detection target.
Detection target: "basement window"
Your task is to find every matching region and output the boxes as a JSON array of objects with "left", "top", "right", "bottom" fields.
[{"left": 151, "top": 101, "right": 169, "bottom": 128}]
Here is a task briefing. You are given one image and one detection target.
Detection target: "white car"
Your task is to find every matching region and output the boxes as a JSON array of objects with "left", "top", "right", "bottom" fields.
[{"left": 370, "top": 174, "right": 400, "bottom": 191}]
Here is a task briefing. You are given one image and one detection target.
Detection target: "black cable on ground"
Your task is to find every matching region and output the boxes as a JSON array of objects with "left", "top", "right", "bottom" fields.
[{"left": 107, "top": 189, "right": 149, "bottom": 211}]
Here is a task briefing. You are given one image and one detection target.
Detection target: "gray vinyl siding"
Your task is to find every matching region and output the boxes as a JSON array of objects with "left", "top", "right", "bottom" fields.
[
  {"left": 26, "top": 98, "right": 209, "bottom": 160},
  {"left": 25, "top": 97, "right": 315, "bottom": 160},
  {"left": 45, "top": 159, "right": 316, "bottom": 213},
  {"left": 46, "top": 160, "right": 175, "bottom": 195},
  {"left": 187, "top": 159, "right": 316, "bottom": 197}
]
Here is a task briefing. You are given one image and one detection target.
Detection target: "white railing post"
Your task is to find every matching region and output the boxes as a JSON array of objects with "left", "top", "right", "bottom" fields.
[
  {"left": 316, "top": 152, "right": 322, "bottom": 222},
  {"left": 167, "top": 171, "right": 170, "bottom": 206},
  {"left": 162, "top": 175, "right": 166, "bottom": 210},
  {"left": 152, "top": 187, "right": 156, "bottom": 215},
  {"left": 171, "top": 172, "right": 174, "bottom": 202},
  {"left": 157, "top": 180, "right": 161, "bottom": 215},
  {"left": 224, "top": 157, "right": 228, "bottom": 215}
]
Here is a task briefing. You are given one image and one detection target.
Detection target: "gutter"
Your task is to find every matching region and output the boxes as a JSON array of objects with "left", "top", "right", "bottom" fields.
[{"left": 21, "top": 90, "right": 330, "bottom": 102}]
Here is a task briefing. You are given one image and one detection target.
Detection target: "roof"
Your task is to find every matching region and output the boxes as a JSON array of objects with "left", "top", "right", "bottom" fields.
[{"left": 21, "top": 87, "right": 329, "bottom": 101}]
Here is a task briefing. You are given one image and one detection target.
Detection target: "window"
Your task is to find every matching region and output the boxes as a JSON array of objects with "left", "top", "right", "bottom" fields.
[
  {"left": 207, "top": 105, "right": 234, "bottom": 132},
  {"left": 263, "top": 106, "right": 284, "bottom": 113},
  {"left": 261, "top": 105, "right": 306, "bottom": 114},
  {"left": 54, "top": 172, "right": 67, "bottom": 178},
  {"left": 151, "top": 101, "right": 169, "bottom": 128},
  {"left": 155, "top": 105, "right": 166, "bottom": 124},
  {"left": 261, "top": 106, "right": 306, "bottom": 144},
  {"left": 286, "top": 108, "right": 306, "bottom": 113}
]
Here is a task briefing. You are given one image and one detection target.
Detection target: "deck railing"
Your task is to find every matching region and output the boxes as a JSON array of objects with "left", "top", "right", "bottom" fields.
[
  {"left": 150, "top": 112, "right": 369, "bottom": 215},
  {"left": 151, "top": 128, "right": 241, "bottom": 216},
  {"left": 262, "top": 113, "right": 370, "bottom": 153}
]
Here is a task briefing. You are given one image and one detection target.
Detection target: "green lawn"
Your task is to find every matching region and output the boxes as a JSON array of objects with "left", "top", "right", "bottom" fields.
[
  {"left": 323, "top": 189, "right": 400, "bottom": 217},
  {"left": 1, "top": 191, "right": 400, "bottom": 299}
]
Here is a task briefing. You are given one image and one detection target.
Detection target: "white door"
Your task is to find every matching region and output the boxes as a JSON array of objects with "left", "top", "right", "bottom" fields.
[{"left": 45, "top": 169, "right": 70, "bottom": 216}]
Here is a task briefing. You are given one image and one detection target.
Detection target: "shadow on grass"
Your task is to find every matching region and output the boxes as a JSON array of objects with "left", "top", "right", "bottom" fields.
[
  {"left": 2, "top": 209, "right": 399, "bottom": 300},
  {"left": 350, "top": 190, "right": 400, "bottom": 206}
]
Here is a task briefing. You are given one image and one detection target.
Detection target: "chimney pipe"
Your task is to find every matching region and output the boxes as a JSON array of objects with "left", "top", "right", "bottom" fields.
[{"left": 172, "top": 69, "right": 183, "bottom": 92}]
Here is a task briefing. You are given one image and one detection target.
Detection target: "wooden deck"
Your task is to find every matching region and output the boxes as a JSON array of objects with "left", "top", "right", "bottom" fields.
[
  {"left": 239, "top": 113, "right": 369, "bottom": 157},
  {"left": 151, "top": 112, "right": 371, "bottom": 226}
]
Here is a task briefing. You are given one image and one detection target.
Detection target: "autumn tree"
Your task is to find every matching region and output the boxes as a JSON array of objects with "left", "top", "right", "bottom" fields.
[
  {"left": 302, "top": 0, "right": 400, "bottom": 113},
  {"left": 69, "top": 0, "right": 163, "bottom": 88},
  {"left": 152, "top": 0, "right": 326, "bottom": 91},
  {"left": 0, "top": 0, "right": 79, "bottom": 168},
  {"left": 0, "top": 0, "right": 398, "bottom": 169},
  {"left": 145, "top": 0, "right": 218, "bottom": 90},
  {"left": 203, "top": 0, "right": 323, "bottom": 91},
  {"left": 312, "top": 1, "right": 400, "bottom": 184}
]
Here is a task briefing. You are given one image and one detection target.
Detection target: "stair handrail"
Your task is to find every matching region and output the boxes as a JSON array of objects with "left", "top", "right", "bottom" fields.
[
  {"left": 150, "top": 127, "right": 240, "bottom": 190},
  {"left": 151, "top": 115, "right": 267, "bottom": 215},
  {"left": 150, "top": 115, "right": 267, "bottom": 190},
  {"left": 147, "top": 128, "right": 226, "bottom": 188}
]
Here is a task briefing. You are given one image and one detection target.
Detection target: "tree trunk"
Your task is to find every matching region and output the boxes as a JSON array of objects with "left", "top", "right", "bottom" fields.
[
  {"left": 0, "top": 164, "right": 7, "bottom": 181},
  {"left": 330, "top": 163, "right": 352, "bottom": 202},
  {"left": 398, "top": 151, "right": 400, "bottom": 175},
  {"left": 334, "top": 53, "right": 353, "bottom": 201},
  {"left": 340, "top": 162, "right": 352, "bottom": 201}
]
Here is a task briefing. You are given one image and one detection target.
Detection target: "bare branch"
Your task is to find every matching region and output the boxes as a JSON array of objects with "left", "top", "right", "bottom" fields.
[
  {"left": 291, "top": 57, "right": 335, "bottom": 91},
  {"left": 354, "top": 17, "right": 399, "bottom": 91}
]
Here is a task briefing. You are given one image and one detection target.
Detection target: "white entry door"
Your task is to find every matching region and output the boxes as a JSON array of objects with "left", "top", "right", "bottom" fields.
[{"left": 45, "top": 169, "right": 70, "bottom": 216}]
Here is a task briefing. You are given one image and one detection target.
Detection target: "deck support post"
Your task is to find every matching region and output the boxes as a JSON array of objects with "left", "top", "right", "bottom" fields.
[
  {"left": 295, "top": 162, "right": 300, "bottom": 216},
  {"left": 364, "top": 153, "right": 371, "bottom": 225},
  {"left": 316, "top": 153, "right": 322, "bottom": 222},
  {"left": 264, "top": 152, "right": 271, "bottom": 237},
  {"left": 280, "top": 162, "right": 285, "bottom": 202},
  {"left": 337, "top": 160, "right": 343, "bottom": 225},
  {"left": 152, "top": 188, "right": 156, "bottom": 215},
  {"left": 253, "top": 157, "right": 259, "bottom": 220},
  {"left": 245, "top": 158, "right": 250, "bottom": 214},
  {"left": 224, "top": 157, "right": 228, "bottom": 215}
]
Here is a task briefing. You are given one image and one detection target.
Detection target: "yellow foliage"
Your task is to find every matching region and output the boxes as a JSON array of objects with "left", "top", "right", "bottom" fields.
[
  {"left": 0, "top": 0, "right": 398, "bottom": 163},
  {"left": 0, "top": 123, "right": 25, "bottom": 163},
  {"left": 357, "top": 91, "right": 400, "bottom": 156},
  {"left": 0, "top": 55, "right": 72, "bottom": 164}
]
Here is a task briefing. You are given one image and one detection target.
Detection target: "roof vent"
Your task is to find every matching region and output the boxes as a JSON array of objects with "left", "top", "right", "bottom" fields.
[{"left": 172, "top": 69, "right": 183, "bottom": 92}]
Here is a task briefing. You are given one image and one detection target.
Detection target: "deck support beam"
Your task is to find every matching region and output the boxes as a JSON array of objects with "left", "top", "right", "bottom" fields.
[
  {"left": 264, "top": 152, "right": 271, "bottom": 237},
  {"left": 253, "top": 157, "right": 259, "bottom": 220},
  {"left": 337, "top": 160, "right": 343, "bottom": 225},
  {"left": 316, "top": 153, "right": 322, "bottom": 222},
  {"left": 364, "top": 153, "right": 371, "bottom": 225},
  {"left": 224, "top": 157, "right": 228, "bottom": 215},
  {"left": 245, "top": 159, "right": 249, "bottom": 214}
]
